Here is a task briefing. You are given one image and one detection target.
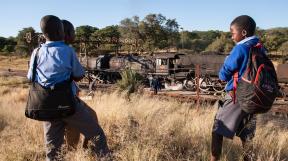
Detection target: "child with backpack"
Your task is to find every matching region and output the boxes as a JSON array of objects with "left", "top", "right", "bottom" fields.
[
  {"left": 210, "top": 15, "right": 278, "bottom": 161},
  {"left": 61, "top": 19, "right": 101, "bottom": 150},
  {"left": 27, "top": 15, "right": 109, "bottom": 161}
]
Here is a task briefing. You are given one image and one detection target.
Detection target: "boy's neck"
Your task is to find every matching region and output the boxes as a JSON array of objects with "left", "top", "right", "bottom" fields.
[{"left": 237, "top": 35, "right": 257, "bottom": 45}]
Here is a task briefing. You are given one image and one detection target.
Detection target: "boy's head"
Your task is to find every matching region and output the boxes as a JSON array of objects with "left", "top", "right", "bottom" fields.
[
  {"left": 62, "top": 20, "right": 75, "bottom": 44},
  {"left": 40, "top": 15, "right": 64, "bottom": 41},
  {"left": 230, "top": 15, "right": 256, "bottom": 43}
]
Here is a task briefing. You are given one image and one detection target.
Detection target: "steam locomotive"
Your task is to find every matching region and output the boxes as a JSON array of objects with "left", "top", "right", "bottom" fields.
[{"left": 79, "top": 52, "right": 228, "bottom": 92}]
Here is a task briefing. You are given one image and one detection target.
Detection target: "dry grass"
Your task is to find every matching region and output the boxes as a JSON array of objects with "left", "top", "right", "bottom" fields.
[
  {"left": 0, "top": 76, "right": 29, "bottom": 88},
  {"left": 0, "top": 77, "right": 287, "bottom": 161},
  {"left": 0, "top": 55, "right": 29, "bottom": 71}
]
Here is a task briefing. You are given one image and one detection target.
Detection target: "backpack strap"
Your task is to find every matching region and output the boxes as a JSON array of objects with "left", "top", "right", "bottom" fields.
[
  {"left": 32, "top": 48, "right": 41, "bottom": 82},
  {"left": 254, "top": 42, "right": 262, "bottom": 48},
  {"left": 233, "top": 71, "right": 238, "bottom": 104}
]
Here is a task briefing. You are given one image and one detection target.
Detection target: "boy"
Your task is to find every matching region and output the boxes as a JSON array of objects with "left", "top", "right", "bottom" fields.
[
  {"left": 62, "top": 19, "right": 100, "bottom": 149},
  {"left": 152, "top": 75, "right": 161, "bottom": 94},
  {"left": 211, "top": 15, "right": 261, "bottom": 161},
  {"left": 27, "top": 15, "right": 109, "bottom": 161}
]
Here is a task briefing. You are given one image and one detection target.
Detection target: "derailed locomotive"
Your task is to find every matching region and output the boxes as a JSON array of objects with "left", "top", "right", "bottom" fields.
[{"left": 80, "top": 52, "right": 228, "bottom": 93}]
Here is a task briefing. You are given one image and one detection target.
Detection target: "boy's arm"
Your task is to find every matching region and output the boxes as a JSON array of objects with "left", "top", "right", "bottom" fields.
[
  {"left": 70, "top": 49, "right": 85, "bottom": 82},
  {"left": 219, "top": 45, "right": 244, "bottom": 81}
]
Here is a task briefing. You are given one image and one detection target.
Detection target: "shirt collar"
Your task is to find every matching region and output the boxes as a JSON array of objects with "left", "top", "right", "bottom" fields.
[
  {"left": 43, "top": 41, "right": 65, "bottom": 47},
  {"left": 237, "top": 36, "right": 258, "bottom": 45}
]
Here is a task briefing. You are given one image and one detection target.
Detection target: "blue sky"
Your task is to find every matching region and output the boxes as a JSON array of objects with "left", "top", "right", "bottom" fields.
[{"left": 0, "top": 0, "right": 287, "bottom": 37}]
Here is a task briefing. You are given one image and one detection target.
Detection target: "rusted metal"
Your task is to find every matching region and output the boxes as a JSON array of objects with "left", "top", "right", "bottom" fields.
[
  {"left": 276, "top": 64, "right": 288, "bottom": 83},
  {"left": 196, "top": 64, "right": 200, "bottom": 110},
  {"left": 155, "top": 53, "right": 184, "bottom": 59}
]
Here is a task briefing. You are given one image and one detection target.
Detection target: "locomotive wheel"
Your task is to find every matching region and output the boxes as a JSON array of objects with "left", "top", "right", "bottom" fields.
[
  {"left": 199, "top": 77, "right": 212, "bottom": 92},
  {"left": 183, "top": 79, "right": 195, "bottom": 90},
  {"left": 212, "top": 80, "right": 225, "bottom": 92}
]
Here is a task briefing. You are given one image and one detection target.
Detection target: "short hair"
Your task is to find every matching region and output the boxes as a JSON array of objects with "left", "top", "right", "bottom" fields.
[
  {"left": 230, "top": 15, "right": 256, "bottom": 37},
  {"left": 62, "top": 20, "right": 74, "bottom": 37},
  {"left": 40, "top": 15, "right": 64, "bottom": 41}
]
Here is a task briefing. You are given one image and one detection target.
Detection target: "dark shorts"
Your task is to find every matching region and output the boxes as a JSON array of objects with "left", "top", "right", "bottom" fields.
[
  {"left": 235, "top": 113, "right": 256, "bottom": 141},
  {"left": 212, "top": 94, "right": 256, "bottom": 140}
]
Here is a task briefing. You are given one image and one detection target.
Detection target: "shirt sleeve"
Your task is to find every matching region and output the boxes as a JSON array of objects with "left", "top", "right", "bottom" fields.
[
  {"left": 219, "top": 45, "right": 244, "bottom": 81},
  {"left": 70, "top": 49, "right": 85, "bottom": 78},
  {"left": 27, "top": 49, "right": 37, "bottom": 80}
]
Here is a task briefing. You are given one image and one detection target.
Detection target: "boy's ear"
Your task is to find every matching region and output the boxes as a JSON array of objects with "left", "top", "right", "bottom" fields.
[
  {"left": 241, "top": 30, "right": 247, "bottom": 37},
  {"left": 43, "top": 33, "right": 49, "bottom": 40}
]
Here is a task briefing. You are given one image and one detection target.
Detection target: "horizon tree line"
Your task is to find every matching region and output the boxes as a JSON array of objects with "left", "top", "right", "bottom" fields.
[{"left": 1, "top": 13, "right": 288, "bottom": 56}]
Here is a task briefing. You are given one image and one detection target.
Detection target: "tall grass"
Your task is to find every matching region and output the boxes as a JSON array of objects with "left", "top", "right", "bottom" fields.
[{"left": 0, "top": 83, "right": 287, "bottom": 160}]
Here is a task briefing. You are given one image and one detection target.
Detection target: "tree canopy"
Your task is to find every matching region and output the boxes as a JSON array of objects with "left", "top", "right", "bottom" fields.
[
  {"left": 1, "top": 14, "right": 288, "bottom": 56},
  {"left": 15, "top": 27, "right": 38, "bottom": 55}
]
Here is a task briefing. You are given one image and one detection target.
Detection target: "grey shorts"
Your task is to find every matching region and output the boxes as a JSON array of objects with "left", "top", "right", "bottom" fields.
[
  {"left": 212, "top": 94, "right": 256, "bottom": 140},
  {"left": 43, "top": 98, "right": 108, "bottom": 161}
]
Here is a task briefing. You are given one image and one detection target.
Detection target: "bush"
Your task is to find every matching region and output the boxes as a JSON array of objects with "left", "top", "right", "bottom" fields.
[
  {"left": 116, "top": 68, "right": 143, "bottom": 94},
  {"left": 2, "top": 45, "right": 15, "bottom": 53}
]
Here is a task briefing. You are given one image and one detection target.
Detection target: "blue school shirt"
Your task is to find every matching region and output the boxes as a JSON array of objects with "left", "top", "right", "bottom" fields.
[
  {"left": 218, "top": 36, "right": 261, "bottom": 91},
  {"left": 27, "top": 41, "right": 84, "bottom": 95}
]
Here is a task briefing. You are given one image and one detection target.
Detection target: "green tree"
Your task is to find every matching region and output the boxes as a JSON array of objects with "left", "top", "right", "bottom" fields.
[
  {"left": 178, "top": 31, "right": 200, "bottom": 49},
  {"left": 119, "top": 16, "right": 145, "bottom": 52},
  {"left": 178, "top": 30, "right": 222, "bottom": 52},
  {"left": 2, "top": 37, "right": 17, "bottom": 53},
  {"left": 0, "top": 37, "right": 6, "bottom": 50},
  {"left": 75, "top": 25, "right": 98, "bottom": 54},
  {"left": 119, "top": 14, "right": 179, "bottom": 54},
  {"left": 197, "top": 30, "right": 221, "bottom": 42},
  {"left": 90, "top": 25, "right": 121, "bottom": 52},
  {"left": 15, "top": 27, "right": 37, "bottom": 55},
  {"left": 263, "top": 28, "right": 288, "bottom": 52},
  {"left": 190, "top": 39, "right": 210, "bottom": 52},
  {"left": 141, "top": 14, "right": 179, "bottom": 53},
  {"left": 278, "top": 41, "right": 288, "bottom": 55},
  {"left": 164, "top": 18, "right": 180, "bottom": 49},
  {"left": 205, "top": 33, "right": 233, "bottom": 53},
  {"left": 142, "top": 14, "right": 168, "bottom": 52},
  {"left": 75, "top": 25, "right": 98, "bottom": 42}
]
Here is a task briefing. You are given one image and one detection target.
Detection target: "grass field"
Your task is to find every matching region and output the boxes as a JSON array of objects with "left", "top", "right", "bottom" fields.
[
  {"left": 0, "top": 55, "right": 287, "bottom": 161},
  {"left": 0, "top": 77, "right": 287, "bottom": 161},
  {"left": 0, "top": 55, "right": 29, "bottom": 71}
]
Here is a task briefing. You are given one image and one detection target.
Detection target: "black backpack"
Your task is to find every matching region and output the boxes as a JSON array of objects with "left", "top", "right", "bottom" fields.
[{"left": 234, "top": 43, "right": 278, "bottom": 114}]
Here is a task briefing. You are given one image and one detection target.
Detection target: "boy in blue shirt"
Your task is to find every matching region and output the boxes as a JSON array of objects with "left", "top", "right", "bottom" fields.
[
  {"left": 211, "top": 15, "right": 261, "bottom": 161},
  {"left": 27, "top": 15, "right": 109, "bottom": 161},
  {"left": 61, "top": 19, "right": 100, "bottom": 150}
]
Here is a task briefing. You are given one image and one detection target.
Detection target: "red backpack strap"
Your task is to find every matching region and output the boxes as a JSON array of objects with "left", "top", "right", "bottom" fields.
[
  {"left": 233, "top": 71, "right": 239, "bottom": 104},
  {"left": 255, "top": 42, "right": 262, "bottom": 48}
]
